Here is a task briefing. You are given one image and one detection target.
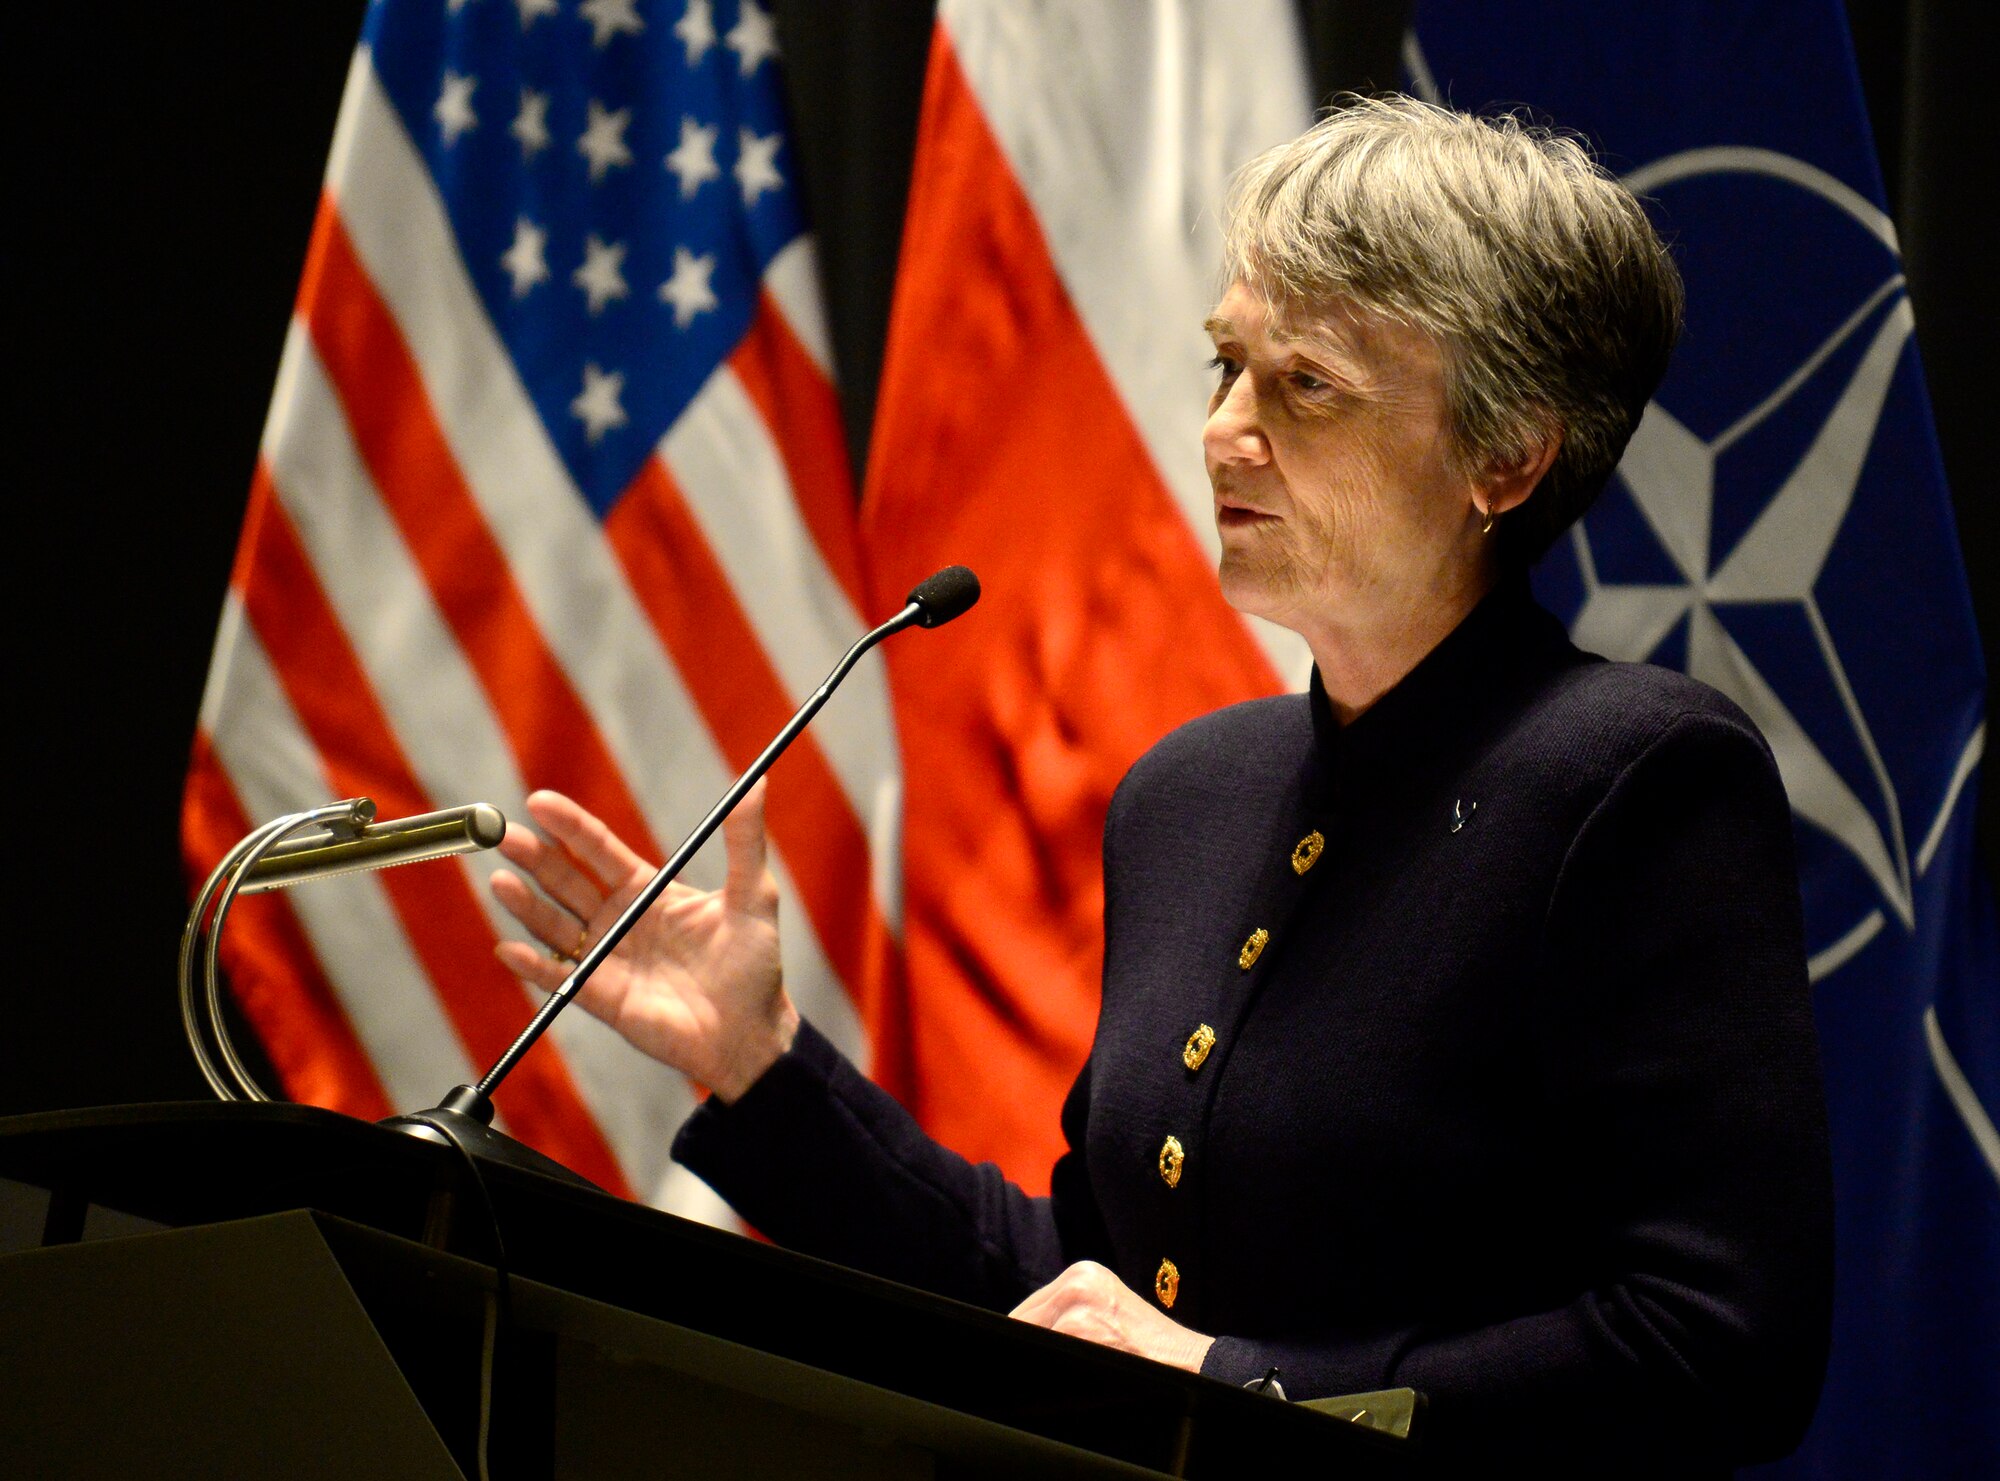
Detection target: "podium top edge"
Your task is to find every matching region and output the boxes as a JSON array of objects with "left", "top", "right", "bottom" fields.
[{"left": 1, "top": 1100, "right": 369, "bottom": 1137}]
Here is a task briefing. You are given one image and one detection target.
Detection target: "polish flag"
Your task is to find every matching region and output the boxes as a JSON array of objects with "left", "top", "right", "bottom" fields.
[{"left": 861, "top": 2, "right": 1314, "bottom": 1187}]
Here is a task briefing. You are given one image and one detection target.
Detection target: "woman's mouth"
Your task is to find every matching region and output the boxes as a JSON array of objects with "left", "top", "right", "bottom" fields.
[{"left": 1217, "top": 502, "right": 1277, "bottom": 529}]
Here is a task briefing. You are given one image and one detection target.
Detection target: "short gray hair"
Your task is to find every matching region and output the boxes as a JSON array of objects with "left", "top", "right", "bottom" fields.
[{"left": 1220, "top": 95, "right": 1683, "bottom": 564}]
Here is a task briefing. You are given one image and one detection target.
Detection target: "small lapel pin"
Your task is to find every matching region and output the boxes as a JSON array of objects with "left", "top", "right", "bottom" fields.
[{"left": 1450, "top": 798, "right": 1477, "bottom": 834}]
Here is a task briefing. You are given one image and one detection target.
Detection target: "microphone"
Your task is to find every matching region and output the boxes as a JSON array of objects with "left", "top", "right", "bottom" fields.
[
  {"left": 241, "top": 803, "right": 506, "bottom": 893},
  {"left": 385, "top": 566, "right": 983, "bottom": 1176},
  {"left": 905, "top": 565, "right": 980, "bottom": 628}
]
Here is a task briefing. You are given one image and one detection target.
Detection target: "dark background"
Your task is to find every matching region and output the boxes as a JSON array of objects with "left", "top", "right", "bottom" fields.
[{"left": 10, "top": 1, "right": 1990, "bottom": 1116}]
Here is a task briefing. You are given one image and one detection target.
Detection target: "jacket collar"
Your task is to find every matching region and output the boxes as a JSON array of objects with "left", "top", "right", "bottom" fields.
[{"left": 1306, "top": 575, "right": 1570, "bottom": 802}]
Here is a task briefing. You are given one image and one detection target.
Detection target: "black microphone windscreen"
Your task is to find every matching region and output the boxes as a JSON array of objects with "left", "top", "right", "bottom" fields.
[{"left": 906, "top": 566, "right": 981, "bottom": 628}]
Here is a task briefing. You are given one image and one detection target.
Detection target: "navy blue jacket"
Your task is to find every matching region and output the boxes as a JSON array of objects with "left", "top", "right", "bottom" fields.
[{"left": 675, "top": 580, "right": 1834, "bottom": 1472}]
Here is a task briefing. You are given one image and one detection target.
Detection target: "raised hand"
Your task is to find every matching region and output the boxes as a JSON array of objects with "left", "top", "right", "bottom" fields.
[{"left": 488, "top": 785, "right": 798, "bottom": 1102}]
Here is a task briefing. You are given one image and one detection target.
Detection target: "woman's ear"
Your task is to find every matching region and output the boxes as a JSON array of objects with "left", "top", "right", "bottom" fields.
[{"left": 1477, "top": 428, "right": 1563, "bottom": 519}]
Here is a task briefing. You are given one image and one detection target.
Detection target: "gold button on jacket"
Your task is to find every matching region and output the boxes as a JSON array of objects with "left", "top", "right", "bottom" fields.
[
  {"left": 1154, "top": 1258, "right": 1180, "bottom": 1309},
  {"left": 1182, "top": 1023, "right": 1216, "bottom": 1071},
  {"left": 1291, "top": 830, "right": 1325, "bottom": 874},
  {"left": 1238, "top": 928, "right": 1269, "bottom": 970},
  {"left": 1158, "top": 1134, "right": 1184, "bottom": 1188}
]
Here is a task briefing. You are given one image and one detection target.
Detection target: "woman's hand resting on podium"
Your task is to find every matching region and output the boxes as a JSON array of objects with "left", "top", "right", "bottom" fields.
[
  {"left": 487, "top": 786, "right": 798, "bottom": 1103},
  {"left": 1010, "top": 1262, "right": 1216, "bottom": 1373}
]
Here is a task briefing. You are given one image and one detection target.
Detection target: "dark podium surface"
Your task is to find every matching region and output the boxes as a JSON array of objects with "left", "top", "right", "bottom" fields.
[{"left": 0, "top": 1103, "right": 1421, "bottom": 1478}]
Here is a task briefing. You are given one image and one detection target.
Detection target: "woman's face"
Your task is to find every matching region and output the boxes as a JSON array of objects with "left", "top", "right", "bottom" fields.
[{"left": 1202, "top": 282, "right": 1481, "bottom": 636}]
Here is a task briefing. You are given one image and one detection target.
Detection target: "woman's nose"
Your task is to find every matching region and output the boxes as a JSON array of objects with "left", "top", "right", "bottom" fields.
[{"left": 1202, "top": 374, "right": 1268, "bottom": 465}]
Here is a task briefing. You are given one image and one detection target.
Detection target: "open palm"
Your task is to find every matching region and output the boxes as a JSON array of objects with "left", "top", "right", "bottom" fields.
[{"left": 488, "top": 785, "right": 798, "bottom": 1102}]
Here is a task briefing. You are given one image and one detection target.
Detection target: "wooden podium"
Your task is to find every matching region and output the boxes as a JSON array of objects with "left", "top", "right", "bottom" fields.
[{"left": 0, "top": 1104, "right": 1421, "bottom": 1479}]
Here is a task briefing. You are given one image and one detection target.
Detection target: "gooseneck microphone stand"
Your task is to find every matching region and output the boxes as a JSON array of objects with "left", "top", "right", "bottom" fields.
[
  {"left": 181, "top": 801, "right": 509, "bottom": 1103},
  {"left": 380, "top": 566, "right": 981, "bottom": 1183}
]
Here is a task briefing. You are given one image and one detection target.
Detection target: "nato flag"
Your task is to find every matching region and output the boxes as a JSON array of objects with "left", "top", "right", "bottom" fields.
[{"left": 1408, "top": 3, "right": 1998, "bottom": 1476}]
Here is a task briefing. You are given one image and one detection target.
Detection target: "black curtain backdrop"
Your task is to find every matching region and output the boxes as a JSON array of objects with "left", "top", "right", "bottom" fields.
[{"left": 9, "top": 1, "right": 1989, "bottom": 1117}]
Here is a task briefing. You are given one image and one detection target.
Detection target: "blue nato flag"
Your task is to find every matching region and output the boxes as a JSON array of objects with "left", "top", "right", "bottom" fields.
[{"left": 1409, "top": 3, "right": 1997, "bottom": 1476}]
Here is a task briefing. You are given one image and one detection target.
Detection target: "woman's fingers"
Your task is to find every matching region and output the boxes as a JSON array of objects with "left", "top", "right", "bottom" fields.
[
  {"left": 488, "top": 786, "right": 791, "bottom": 1090},
  {"left": 1010, "top": 1262, "right": 1097, "bottom": 1324},
  {"left": 1009, "top": 1283, "right": 1058, "bottom": 1324},
  {"left": 494, "top": 938, "right": 630, "bottom": 1036},
  {"left": 493, "top": 937, "right": 571, "bottom": 994},
  {"left": 491, "top": 867, "right": 591, "bottom": 959},
  {"left": 720, "top": 779, "right": 774, "bottom": 918},
  {"left": 496, "top": 819, "right": 606, "bottom": 925},
  {"left": 526, "top": 789, "right": 654, "bottom": 892}
]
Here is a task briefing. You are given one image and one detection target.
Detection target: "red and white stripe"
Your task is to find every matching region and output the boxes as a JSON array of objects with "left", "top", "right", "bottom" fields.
[
  {"left": 859, "top": 1, "right": 1312, "bottom": 1189},
  {"left": 186, "top": 48, "right": 887, "bottom": 1216}
]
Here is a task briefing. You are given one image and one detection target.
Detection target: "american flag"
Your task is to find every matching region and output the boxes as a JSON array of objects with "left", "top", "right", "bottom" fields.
[{"left": 183, "top": 0, "right": 896, "bottom": 1213}]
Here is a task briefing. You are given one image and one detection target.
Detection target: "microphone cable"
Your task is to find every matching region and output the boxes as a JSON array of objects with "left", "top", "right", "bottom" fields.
[{"left": 409, "top": 1112, "right": 513, "bottom": 1481}]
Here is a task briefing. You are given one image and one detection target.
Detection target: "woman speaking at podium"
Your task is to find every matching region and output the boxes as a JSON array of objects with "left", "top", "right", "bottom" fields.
[{"left": 488, "top": 99, "right": 1832, "bottom": 1473}]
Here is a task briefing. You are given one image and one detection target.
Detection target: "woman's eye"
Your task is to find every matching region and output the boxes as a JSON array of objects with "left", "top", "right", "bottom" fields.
[
  {"left": 1208, "top": 354, "right": 1242, "bottom": 383},
  {"left": 1289, "top": 371, "right": 1328, "bottom": 394}
]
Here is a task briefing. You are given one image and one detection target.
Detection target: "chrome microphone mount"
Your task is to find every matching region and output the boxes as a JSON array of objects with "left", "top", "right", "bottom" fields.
[{"left": 179, "top": 798, "right": 506, "bottom": 1103}]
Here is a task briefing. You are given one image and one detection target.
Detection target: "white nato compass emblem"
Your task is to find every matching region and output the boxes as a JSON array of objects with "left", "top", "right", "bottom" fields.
[{"left": 1562, "top": 148, "right": 1981, "bottom": 984}]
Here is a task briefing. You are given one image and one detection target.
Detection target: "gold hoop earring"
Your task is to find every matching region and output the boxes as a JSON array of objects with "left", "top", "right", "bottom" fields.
[{"left": 1478, "top": 506, "right": 1495, "bottom": 535}]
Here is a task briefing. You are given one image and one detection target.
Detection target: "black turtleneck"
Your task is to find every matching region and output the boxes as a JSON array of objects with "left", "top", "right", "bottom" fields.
[{"left": 674, "top": 580, "right": 1833, "bottom": 1474}]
